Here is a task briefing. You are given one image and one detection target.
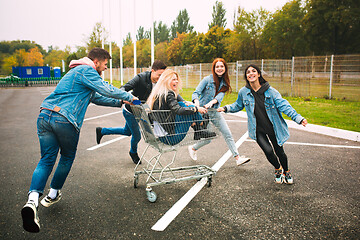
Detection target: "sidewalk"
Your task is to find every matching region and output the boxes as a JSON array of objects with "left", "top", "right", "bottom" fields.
[{"left": 228, "top": 111, "right": 360, "bottom": 142}]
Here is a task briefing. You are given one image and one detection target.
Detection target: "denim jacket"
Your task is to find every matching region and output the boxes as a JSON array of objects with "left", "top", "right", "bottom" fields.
[
  {"left": 41, "top": 65, "right": 133, "bottom": 132},
  {"left": 192, "top": 74, "right": 226, "bottom": 109},
  {"left": 225, "top": 86, "right": 304, "bottom": 146}
]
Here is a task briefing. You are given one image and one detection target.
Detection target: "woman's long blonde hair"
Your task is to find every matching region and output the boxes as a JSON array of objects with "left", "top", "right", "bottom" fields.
[{"left": 146, "top": 69, "right": 182, "bottom": 109}]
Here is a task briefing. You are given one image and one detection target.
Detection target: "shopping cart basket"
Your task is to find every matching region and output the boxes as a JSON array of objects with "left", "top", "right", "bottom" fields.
[{"left": 131, "top": 104, "right": 219, "bottom": 202}]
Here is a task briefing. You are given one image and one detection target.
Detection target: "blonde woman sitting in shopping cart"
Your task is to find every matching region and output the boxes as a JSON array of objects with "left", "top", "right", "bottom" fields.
[{"left": 146, "top": 69, "right": 216, "bottom": 146}]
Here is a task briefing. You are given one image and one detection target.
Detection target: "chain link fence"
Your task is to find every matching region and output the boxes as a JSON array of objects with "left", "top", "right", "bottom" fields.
[
  {"left": 107, "top": 54, "right": 360, "bottom": 101},
  {"left": 3, "top": 54, "right": 359, "bottom": 101},
  {"left": 0, "top": 76, "right": 61, "bottom": 87}
]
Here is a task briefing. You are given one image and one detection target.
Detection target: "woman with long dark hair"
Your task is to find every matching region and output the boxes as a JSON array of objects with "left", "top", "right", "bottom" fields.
[
  {"left": 188, "top": 58, "right": 250, "bottom": 165},
  {"left": 218, "top": 64, "right": 308, "bottom": 184}
]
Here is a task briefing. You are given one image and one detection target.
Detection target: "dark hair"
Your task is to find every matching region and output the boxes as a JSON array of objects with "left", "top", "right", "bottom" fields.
[
  {"left": 244, "top": 64, "right": 267, "bottom": 85},
  {"left": 212, "top": 58, "right": 232, "bottom": 96},
  {"left": 88, "top": 48, "right": 111, "bottom": 61},
  {"left": 151, "top": 60, "right": 167, "bottom": 71}
]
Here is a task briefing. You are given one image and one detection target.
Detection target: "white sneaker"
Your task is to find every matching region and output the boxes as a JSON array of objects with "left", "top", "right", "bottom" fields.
[
  {"left": 40, "top": 190, "right": 62, "bottom": 207},
  {"left": 236, "top": 156, "right": 250, "bottom": 166},
  {"left": 188, "top": 145, "right": 197, "bottom": 160},
  {"left": 21, "top": 201, "right": 40, "bottom": 233}
]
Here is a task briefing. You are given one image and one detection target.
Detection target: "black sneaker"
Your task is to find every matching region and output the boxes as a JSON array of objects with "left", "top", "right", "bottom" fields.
[
  {"left": 129, "top": 152, "right": 141, "bottom": 164},
  {"left": 21, "top": 201, "right": 40, "bottom": 233},
  {"left": 96, "top": 127, "right": 103, "bottom": 144},
  {"left": 274, "top": 168, "right": 284, "bottom": 184},
  {"left": 283, "top": 170, "right": 294, "bottom": 184},
  {"left": 40, "top": 190, "right": 62, "bottom": 207}
]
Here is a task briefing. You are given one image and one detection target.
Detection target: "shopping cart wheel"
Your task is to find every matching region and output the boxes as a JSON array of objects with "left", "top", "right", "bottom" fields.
[
  {"left": 146, "top": 190, "right": 157, "bottom": 203},
  {"left": 134, "top": 175, "right": 139, "bottom": 188},
  {"left": 207, "top": 177, "right": 212, "bottom": 187}
]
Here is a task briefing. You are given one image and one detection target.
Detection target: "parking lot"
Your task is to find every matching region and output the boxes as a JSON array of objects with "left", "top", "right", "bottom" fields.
[{"left": 0, "top": 87, "right": 359, "bottom": 239}]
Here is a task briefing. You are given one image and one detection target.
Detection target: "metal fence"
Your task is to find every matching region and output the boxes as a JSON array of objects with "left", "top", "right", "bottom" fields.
[
  {"left": 106, "top": 54, "right": 360, "bottom": 101},
  {"left": 2, "top": 54, "right": 359, "bottom": 101},
  {"left": 0, "top": 77, "right": 61, "bottom": 87}
]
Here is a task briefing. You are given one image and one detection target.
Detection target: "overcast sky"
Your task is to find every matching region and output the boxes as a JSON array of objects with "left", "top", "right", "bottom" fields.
[{"left": 0, "top": 0, "right": 289, "bottom": 51}]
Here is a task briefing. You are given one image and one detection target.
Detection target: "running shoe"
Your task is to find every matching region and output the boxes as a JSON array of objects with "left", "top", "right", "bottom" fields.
[
  {"left": 188, "top": 145, "right": 197, "bottom": 161},
  {"left": 129, "top": 152, "right": 141, "bottom": 164},
  {"left": 21, "top": 201, "right": 40, "bottom": 233},
  {"left": 40, "top": 190, "right": 62, "bottom": 207},
  {"left": 283, "top": 170, "right": 294, "bottom": 184},
  {"left": 274, "top": 168, "right": 284, "bottom": 184},
  {"left": 96, "top": 127, "right": 103, "bottom": 144}
]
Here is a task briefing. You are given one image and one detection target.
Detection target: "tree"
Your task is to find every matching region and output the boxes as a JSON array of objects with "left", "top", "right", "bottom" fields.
[
  {"left": 74, "top": 46, "right": 87, "bottom": 59},
  {"left": 14, "top": 49, "right": 28, "bottom": 66},
  {"left": 137, "top": 26, "right": 150, "bottom": 40},
  {"left": 0, "top": 41, "right": 46, "bottom": 74},
  {"left": 108, "top": 42, "right": 120, "bottom": 67},
  {"left": 234, "top": 7, "right": 271, "bottom": 59},
  {"left": 223, "top": 30, "right": 251, "bottom": 62},
  {"left": 181, "top": 32, "right": 200, "bottom": 64},
  {"left": 27, "top": 47, "right": 44, "bottom": 66},
  {"left": 208, "top": 0, "right": 227, "bottom": 29},
  {"left": 86, "top": 22, "right": 108, "bottom": 51},
  {"left": 122, "top": 43, "right": 133, "bottom": 68},
  {"left": 1, "top": 55, "right": 17, "bottom": 75},
  {"left": 167, "top": 33, "right": 187, "bottom": 65},
  {"left": 170, "top": 9, "right": 194, "bottom": 39},
  {"left": 0, "top": 40, "right": 45, "bottom": 55},
  {"left": 44, "top": 48, "right": 68, "bottom": 67},
  {"left": 0, "top": 41, "right": 12, "bottom": 54},
  {"left": 261, "top": 0, "right": 309, "bottom": 58},
  {"left": 137, "top": 39, "right": 151, "bottom": 67},
  {"left": 123, "top": 33, "right": 132, "bottom": 46},
  {"left": 193, "top": 26, "right": 230, "bottom": 63},
  {"left": 154, "top": 21, "right": 170, "bottom": 44},
  {"left": 154, "top": 42, "right": 169, "bottom": 65},
  {"left": 303, "top": 0, "right": 360, "bottom": 54},
  {"left": 65, "top": 53, "right": 78, "bottom": 72}
]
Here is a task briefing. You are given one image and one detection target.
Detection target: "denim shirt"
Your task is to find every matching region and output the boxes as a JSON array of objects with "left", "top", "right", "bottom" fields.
[
  {"left": 41, "top": 65, "right": 133, "bottom": 132},
  {"left": 192, "top": 74, "right": 226, "bottom": 109},
  {"left": 226, "top": 86, "right": 304, "bottom": 146}
]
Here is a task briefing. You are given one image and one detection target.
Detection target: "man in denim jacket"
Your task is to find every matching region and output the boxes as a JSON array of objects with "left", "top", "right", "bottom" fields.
[{"left": 21, "top": 48, "right": 137, "bottom": 233}]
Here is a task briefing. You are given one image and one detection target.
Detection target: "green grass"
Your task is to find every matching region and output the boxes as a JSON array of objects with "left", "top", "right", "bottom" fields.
[
  {"left": 110, "top": 80, "right": 360, "bottom": 133},
  {"left": 283, "top": 97, "right": 360, "bottom": 132}
]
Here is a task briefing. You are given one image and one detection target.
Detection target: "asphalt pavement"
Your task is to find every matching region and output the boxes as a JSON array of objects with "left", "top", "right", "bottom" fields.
[{"left": 0, "top": 87, "right": 359, "bottom": 240}]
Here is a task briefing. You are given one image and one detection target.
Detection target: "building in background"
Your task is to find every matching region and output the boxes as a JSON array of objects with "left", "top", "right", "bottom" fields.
[{"left": 12, "top": 66, "right": 51, "bottom": 78}]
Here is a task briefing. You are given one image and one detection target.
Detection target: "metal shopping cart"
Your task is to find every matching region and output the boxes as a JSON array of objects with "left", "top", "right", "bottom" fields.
[{"left": 131, "top": 104, "right": 219, "bottom": 202}]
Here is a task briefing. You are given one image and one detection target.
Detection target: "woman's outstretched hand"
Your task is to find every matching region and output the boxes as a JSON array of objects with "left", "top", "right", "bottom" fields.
[
  {"left": 204, "top": 99, "right": 218, "bottom": 109},
  {"left": 197, "top": 106, "right": 208, "bottom": 114},
  {"left": 302, "top": 119, "right": 308, "bottom": 127},
  {"left": 217, "top": 107, "right": 225, "bottom": 112}
]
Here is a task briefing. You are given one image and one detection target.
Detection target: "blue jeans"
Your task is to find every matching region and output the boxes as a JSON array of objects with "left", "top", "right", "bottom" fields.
[
  {"left": 101, "top": 108, "right": 141, "bottom": 154},
  {"left": 193, "top": 111, "right": 239, "bottom": 158},
  {"left": 29, "top": 109, "right": 80, "bottom": 195},
  {"left": 159, "top": 103, "right": 202, "bottom": 146}
]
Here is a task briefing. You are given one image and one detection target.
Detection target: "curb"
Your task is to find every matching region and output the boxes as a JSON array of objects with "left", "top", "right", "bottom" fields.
[{"left": 227, "top": 111, "right": 360, "bottom": 142}]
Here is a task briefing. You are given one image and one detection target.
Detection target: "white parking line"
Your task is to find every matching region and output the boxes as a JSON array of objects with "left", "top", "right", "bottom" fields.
[
  {"left": 87, "top": 136, "right": 128, "bottom": 150},
  {"left": 84, "top": 110, "right": 122, "bottom": 122},
  {"left": 225, "top": 120, "right": 247, "bottom": 123},
  {"left": 245, "top": 139, "right": 360, "bottom": 149},
  {"left": 151, "top": 131, "right": 249, "bottom": 232}
]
